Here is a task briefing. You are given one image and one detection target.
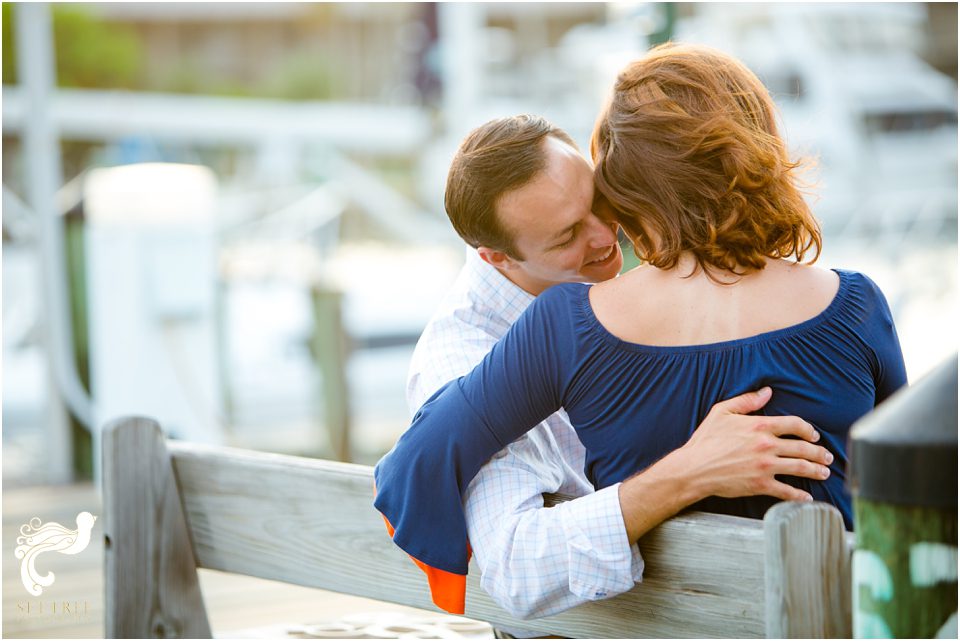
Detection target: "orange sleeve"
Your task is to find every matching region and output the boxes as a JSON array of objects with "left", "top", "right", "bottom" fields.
[{"left": 375, "top": 483, "right": 470, "bottom": 614}]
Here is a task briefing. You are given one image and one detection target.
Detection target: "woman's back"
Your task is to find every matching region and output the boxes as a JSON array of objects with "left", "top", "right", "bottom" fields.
[{"left": 536, "top": 265, "right": 904, "bottom": 529}]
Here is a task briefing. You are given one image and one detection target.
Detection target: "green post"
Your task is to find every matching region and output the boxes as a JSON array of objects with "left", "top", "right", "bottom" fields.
[
  {"left": 310, "top": 284, "right": 351, "bottom": 462},
  {"left": 66, "top": 210, "right": 93, "bottom": 479},
  {"left": 648, "top": 3, "right": 676, "bottom": 46},
  {"left": 849, "top": 353, "right": 958, "bottom": 638}
]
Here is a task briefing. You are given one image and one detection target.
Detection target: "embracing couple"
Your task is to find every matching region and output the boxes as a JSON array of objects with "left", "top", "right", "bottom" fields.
[{"left": 374, "top": 43, "right": 907, "bottom": 628}]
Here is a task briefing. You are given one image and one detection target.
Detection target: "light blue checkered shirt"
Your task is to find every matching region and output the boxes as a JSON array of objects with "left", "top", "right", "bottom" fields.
[{"left": 406, "top": 248, "right": 644, "bottom": 620}]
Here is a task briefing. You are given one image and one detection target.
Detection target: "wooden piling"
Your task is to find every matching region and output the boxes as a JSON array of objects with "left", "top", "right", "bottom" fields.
[{"left": 849, "top": 353, "right": 958, "bottom": 638}]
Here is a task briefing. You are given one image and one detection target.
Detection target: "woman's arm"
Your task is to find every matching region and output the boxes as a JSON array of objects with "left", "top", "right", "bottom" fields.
[
  {"left": 860, "top": 274, "right": 908, "bottom": 401},
  {"left": 373, "top": 288, "right": 572, "bottom": 574}
]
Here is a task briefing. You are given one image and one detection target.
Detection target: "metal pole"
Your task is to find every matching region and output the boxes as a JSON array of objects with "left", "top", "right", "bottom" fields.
[{"left": 15, "top": 3, "right": 74, "bottom": 484}]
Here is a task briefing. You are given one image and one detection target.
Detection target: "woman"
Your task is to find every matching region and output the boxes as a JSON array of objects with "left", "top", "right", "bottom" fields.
[{"left": 374, "top": 43, "right": 906, "bottom": 613}]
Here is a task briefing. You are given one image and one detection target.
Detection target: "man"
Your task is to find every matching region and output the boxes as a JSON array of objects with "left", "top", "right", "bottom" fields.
[{"left": 405, "top": 115, "right": 831, "bottom": 626}]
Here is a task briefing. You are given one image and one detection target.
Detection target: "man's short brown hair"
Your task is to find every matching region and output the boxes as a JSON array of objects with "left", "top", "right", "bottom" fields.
[
  {"left": 445, "top": 115, "right": 578, "bottom": 259},
  {"left": 591, "top": 43, "right": 821, "bottom": 277}
]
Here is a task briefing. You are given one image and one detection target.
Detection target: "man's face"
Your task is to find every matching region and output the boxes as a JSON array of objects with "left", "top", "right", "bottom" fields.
[{"left": 483, "top": 136, "right": 623, "bottom": 295}]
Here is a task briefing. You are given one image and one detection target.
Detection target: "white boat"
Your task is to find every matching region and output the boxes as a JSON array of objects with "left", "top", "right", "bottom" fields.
[{"left": 673, "top": 3, "right": 958, "bottom": 241}]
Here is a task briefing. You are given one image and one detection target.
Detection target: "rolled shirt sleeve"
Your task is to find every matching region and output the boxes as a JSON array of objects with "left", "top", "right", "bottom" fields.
[{"left": 463, "top": 430, "right": 644, "bottom": 618}]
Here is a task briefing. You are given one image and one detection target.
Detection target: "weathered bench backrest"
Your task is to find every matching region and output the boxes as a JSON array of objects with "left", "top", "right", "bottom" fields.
[{"left": 103, "top": 417, "right": 853, "bottom": 639}]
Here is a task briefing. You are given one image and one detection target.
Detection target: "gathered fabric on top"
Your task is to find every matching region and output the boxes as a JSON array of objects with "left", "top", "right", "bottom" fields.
[{"left": 373, "top": 268, "right": 906, "bottom": 612}]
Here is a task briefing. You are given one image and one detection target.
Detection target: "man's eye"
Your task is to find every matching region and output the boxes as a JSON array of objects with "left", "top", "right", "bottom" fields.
[{"left": 555, "top": 236, "right": 574, "bottom": 249}]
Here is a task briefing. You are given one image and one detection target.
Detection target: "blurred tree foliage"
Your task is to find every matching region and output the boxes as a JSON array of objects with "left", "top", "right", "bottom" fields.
[
  {"left": 261, "top": 54, "right": 337, "bottom": 101},
  {"left": 2, "top": 3, "right": 341, "bottom": 100},
  {"left": 156, "top": 53, "right": 338, "bottom": 101},
  {"left": 155, "top": 56, "right": 338, "bottom": 100},
  {"left": 2, "top": 3, "right": 144, "bottom": 88},
  {"left": 1, "top": 4, "right": 13, "bottom": 84}
]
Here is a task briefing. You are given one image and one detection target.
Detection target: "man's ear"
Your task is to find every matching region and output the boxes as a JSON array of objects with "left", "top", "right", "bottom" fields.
[{"left": 477, "top": 246, "right": 519, "bottom": 271}]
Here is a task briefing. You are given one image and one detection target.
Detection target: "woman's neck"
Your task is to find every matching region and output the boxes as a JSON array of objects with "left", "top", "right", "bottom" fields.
[{"left": 669, "top": 252, "right": 763, "bottom": 285}]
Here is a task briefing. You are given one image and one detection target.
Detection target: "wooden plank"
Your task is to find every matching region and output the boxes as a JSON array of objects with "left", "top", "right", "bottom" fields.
[
  {"left": 102, "top": 418, "right": 212, "bottom": 638},
  {"left": 764, "top": 501, "right": 854, "bottom": 638},
  {"left": 168, "top": 440, "right": 767, "bottom": 638}
]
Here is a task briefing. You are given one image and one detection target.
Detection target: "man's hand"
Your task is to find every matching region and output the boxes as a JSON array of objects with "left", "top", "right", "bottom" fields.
[
  {"left": 679, "top": 386, "right": 832, "bottom": 502},
  {"left": 617, "top": 387, "right": 833, "bottom": 543}
]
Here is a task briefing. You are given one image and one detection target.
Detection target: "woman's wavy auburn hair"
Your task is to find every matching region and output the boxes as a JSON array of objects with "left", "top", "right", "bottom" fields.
[{"left": 591, "top": 43, "right": 821, "bottom": 278}]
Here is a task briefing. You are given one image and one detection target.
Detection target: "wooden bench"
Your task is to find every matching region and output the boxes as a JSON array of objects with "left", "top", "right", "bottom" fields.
[{"left": 102, "top": 416, "right": 854, "bottom": 639}]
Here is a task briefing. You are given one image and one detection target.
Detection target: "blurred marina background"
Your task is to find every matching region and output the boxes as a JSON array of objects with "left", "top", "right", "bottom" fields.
[{"left": 1, "top": 2, "right": 957, "bottom": 636}]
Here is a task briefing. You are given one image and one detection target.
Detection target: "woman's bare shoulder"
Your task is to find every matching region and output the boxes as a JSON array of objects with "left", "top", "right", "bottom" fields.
[
  {"left": 768, "top": 260, "right": 840, "bottom": 293},
  {"left": 758, "top": 260, "right": 840, "bottom": 320}
]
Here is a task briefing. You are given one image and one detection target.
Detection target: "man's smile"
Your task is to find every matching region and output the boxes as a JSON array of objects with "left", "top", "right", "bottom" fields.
[{"left": 586, "top": 245, "right": 617, "bottom": 267}]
